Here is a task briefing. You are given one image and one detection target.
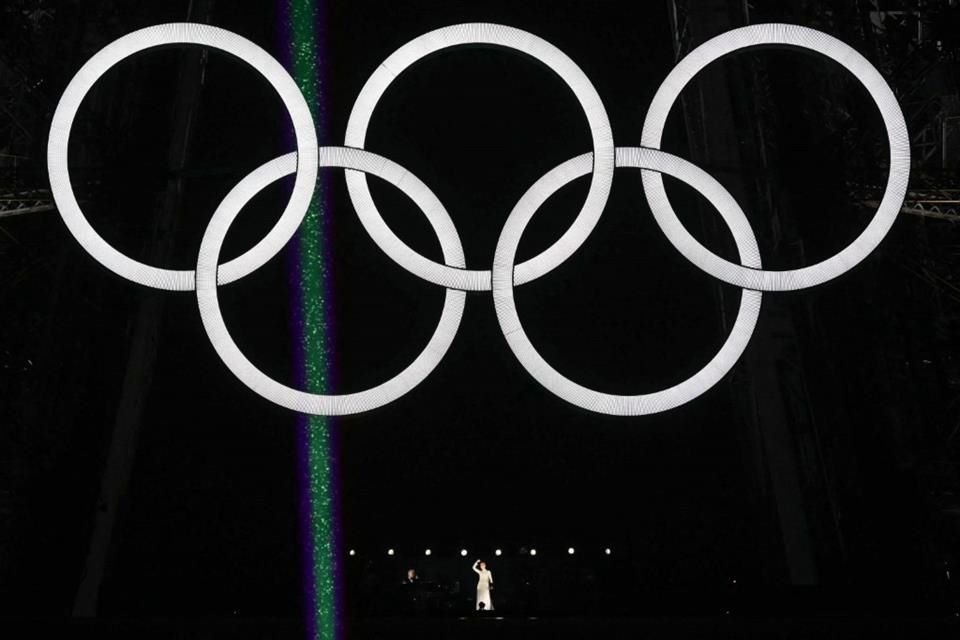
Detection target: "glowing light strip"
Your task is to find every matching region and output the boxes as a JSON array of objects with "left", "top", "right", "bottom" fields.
[
  {"left": 492, "top": 147, "right": 762, "bottom": 415},
  {"left": 640, "top": 23, "right": 910, "bottom": 291},
  {"left": 281, "top": 2, "right": 339, "bottom": 638},
  {"left": 47, "top": 23, "right": 318, "bottom": 291}
]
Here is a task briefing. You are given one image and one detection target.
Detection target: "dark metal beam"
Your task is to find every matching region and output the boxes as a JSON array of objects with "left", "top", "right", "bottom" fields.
[{"left": 71, "top": 0, "right": 215, "bottom": 615}]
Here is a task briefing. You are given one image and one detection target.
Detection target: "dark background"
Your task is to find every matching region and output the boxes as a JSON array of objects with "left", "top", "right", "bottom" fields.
[{"left": 2, "top": 0, "right": 960, "bottom": 628}]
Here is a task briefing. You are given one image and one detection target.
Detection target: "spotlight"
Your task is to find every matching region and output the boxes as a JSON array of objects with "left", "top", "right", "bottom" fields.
[
  {"left": 568, "top": 547, "right": 575, "bottom": 555},
  {"left": 604, "top": 548, "right": 612, "bottom": 556},
  {"left": 530, "top": 548, "right": 537, "bottom": 556},
  {"left": 460, "top": 549, "right": 468, "bottom": 557},
  {"left": 348, "top": 549, "right": 356, "bottom": 557},
  {"left": 387, "top": 548, "right": 395, "bottom": 556},
  {"left": 424, "top": 549, "right": 432, "bottom": 556},
  {"left": 494, "top": 549, "right": 502, "bottom": 556}
]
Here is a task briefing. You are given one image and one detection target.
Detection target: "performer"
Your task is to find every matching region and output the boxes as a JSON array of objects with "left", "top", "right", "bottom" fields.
[
  {"left": 472, "top": 559, "right": 493, "bottom": 611},
  {"left": 402, "top": 568, "right": 422, "bottom": 613}
]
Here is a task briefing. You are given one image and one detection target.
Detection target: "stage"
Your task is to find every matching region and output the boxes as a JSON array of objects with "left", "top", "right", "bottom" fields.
[{"left": 7, "top": 615, "right": 959, "bottom": 640}]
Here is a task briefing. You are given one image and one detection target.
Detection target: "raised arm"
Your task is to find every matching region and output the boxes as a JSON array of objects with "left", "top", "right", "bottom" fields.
[{"left": 472, "top": 560, "right": 481, "bottom": 574}]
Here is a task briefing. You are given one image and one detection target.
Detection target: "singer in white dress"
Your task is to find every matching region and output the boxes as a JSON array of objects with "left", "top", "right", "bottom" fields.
[{"left": 472, "top": 559, "right": 494, "bottom": 611}]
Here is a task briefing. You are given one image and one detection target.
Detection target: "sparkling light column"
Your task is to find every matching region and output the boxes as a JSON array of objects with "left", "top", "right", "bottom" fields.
[{"left": 278, "top": 2, "right": 340, "bottom": 639}]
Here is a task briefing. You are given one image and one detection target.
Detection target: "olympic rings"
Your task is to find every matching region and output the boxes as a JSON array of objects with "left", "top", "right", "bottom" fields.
[
  {"left": 640, "top": 24, "right": 910, "bottom": 291},
  {"left": 344, "top": 23, "right": 615, "bottom": 292},
  {"left": 196, "top": 148, "right": 466, "bottom": 416},
  {"left": 492, "top": 147, "right": 762, "bottom": 415},
  {"left": 47, "top": 21, "right": 910, "bottom": 416},
  {"left": 47, "top": 23, "right": 319, "bottom": 291}
]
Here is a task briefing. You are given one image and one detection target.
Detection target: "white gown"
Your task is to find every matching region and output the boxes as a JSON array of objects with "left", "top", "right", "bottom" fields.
[{"left": 472, "top": 562, "right": 494, "bottom": 610}]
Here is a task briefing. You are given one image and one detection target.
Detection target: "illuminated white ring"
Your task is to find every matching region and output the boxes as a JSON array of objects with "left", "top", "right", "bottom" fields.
[
  {"left": 47, "top": 23, "right": 319, "bottom": 291},
  {"left": 196, "top": 146, "right": 466, "bottom": 416},
  {"left": 492, "top": 147, "right": 763, "bottom": 415},
  {"left": 641, "top": 23, "right": 909, "bottom": 291},
  {"left": 344, "top": 22, "right": 615, "bottom": 292}
]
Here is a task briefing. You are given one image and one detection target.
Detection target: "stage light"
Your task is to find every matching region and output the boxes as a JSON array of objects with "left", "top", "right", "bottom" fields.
[
  {"left": 349, "top": 549, "right": 356, "bottom": 557},
  {"left": 460, "top": 549, "right": 468, "bottom": 557},
  {"left": 530, "top": 548, "right": 537, "bottom": 556},
  {"left": 424, "top": 549, "right": 432, "bottom": 556},
  {"left": 568, "top": 547, "right": 575, "bottom": 555},
  {"left": 387, "top": 548, "right": 395, "bottom": 556},
  {"left": 494, "top": 549, "right": 502, "bottom": 556},
  {"left": 604, "top": 548, "right": 612, "bottom": 555}
]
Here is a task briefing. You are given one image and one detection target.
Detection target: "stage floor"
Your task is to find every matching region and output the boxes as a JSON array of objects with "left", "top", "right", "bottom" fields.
[{"left": 7, "top": 616, "right": 959, "bottom": 639}]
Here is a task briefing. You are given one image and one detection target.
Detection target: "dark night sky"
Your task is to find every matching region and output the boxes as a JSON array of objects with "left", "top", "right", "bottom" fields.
[{"left": 6, "top": 0, "right": 952, "bottom": 620}]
